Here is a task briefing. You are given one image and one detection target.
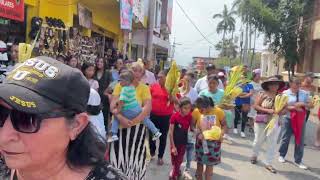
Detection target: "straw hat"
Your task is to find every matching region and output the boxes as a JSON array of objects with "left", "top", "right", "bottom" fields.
[{"left": 261, "top": 77, "right": 285, "bottom": 91}]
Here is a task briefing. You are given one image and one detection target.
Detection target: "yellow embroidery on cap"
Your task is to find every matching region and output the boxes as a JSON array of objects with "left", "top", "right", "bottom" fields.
[
  {"left": 26, "top": 76, "right": 39, "bottom": 84},
  {"left": 9, "top": 96, "right": 37, "bottom": 108}
]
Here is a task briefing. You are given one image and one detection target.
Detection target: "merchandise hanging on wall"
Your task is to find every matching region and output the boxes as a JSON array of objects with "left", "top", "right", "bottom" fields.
[
  {"left": 38, "top": 17, "right": 68, "bottom": 58},
  {"left": 68, "top": 27, "right": 104, "bottom": 65}
]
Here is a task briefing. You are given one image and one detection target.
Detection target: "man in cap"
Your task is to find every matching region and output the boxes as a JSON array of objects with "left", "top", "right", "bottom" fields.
[{"left": 194, "top": 64, "right": 224, "bottom": 93}]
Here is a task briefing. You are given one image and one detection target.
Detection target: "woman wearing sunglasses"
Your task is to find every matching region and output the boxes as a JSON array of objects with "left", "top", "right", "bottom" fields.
[{"left": 0, "top": 57, "right": 127, "bottom": 180}]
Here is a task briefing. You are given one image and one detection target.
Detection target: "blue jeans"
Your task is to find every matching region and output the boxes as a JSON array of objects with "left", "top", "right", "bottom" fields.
[
  {"left": 111, "top": 106, "right": 159, "bottom": 135},
  {"left": 279, "top": 117, "right": 306, "bottom": 164},
  {"left": 185, "top": 142, "right": 194, "bottom": 169}
]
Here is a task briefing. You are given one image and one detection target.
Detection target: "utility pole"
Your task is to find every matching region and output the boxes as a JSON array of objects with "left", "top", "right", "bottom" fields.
[
  {"left": 171, "top": 37, "right": 182, "bottom": 59},
  {"left": 240, "top": 29, "right": 244, "bottom": 63},
  {"left": 250, "top": 29, "right": 257, "bottom": 70},
  {"left": 209, "top": 46, "right": 211, "bottom": 58}
]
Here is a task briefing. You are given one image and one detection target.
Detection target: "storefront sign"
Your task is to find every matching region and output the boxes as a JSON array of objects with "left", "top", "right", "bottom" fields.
[
  {"left": 120, "top": 0, "right": 133, "bottom": 30},
  {"left": 0, "top": 0, "right": 24, "bottom": 22},
  {"left": 133, "top": 0, "right": 144, "bottom": 24},
  {"left": 78, "top": 3, "right": 92, "bottom": 29}
]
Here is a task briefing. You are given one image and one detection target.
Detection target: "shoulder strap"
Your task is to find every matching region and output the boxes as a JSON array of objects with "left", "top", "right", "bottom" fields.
[{"left": 296, "top": 90, "right": 299, "bottom": 102}]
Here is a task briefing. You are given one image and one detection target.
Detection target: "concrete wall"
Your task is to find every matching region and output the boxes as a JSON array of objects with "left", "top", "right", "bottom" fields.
[{"left": 260, "top": 51, "right": 285, "bottom": 78}]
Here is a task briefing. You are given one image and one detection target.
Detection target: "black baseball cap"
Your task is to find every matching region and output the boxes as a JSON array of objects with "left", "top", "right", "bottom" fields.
[
  {"left": 0, "top": 56, "right": 90, "bottom": 114},
  {"left": 206, "top": 64, "right": 216, "bottom": 71}
]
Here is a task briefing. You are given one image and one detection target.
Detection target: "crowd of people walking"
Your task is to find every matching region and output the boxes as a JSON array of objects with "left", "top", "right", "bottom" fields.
[{"left": 0, "top": 54, "right": 319, "bottom": 180}]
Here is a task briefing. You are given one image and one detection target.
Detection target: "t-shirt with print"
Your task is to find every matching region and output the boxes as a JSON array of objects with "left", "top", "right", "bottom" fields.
[
  {"left": 119, "top": 86, "right": 140, "bottom": 111},
  {"left": 235, "top": 83, "right": 253, "bottom": 105},
  {"left": 199, "top": 89, "right": 224, "bottom": 104},
  {"left": 170, "top": 112, "right": 192, "bottom": 130},
  {"left": 0, "top": 158, "right": 128, "bottom": 180},
  {"left": 192, "top": 107, "right": 225, "bottom": 130}
]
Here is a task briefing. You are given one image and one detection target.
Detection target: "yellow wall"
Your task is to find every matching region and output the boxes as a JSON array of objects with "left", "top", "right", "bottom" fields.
[{"left": 25, "top": 0, "right": 122, "bottom": 47}]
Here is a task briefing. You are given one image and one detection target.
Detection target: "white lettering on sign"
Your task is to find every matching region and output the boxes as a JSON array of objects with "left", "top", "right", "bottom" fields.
[
  {"left": 24, "top": 58, "right": 59, "bottom": 78},
  {"left": 0, "top": 0, "right": 15, "bottom": 8}
]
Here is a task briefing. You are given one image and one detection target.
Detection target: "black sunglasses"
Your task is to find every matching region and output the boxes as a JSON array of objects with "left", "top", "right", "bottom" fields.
[{"left": 0, "top": 105, "right": 75, "bottom": 133}]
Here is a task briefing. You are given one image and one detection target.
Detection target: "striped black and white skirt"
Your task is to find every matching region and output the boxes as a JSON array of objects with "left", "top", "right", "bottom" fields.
[{"left": 109, "top": 124, "right": 149, "bottom": 180}]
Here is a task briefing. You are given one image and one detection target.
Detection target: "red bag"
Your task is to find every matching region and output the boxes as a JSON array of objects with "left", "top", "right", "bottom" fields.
[
  {"left": 318, "top": 108, "right": 320, "bottom": 121},
  {"left": 290, "top": 108, "right": 306, "bottom": 146}
]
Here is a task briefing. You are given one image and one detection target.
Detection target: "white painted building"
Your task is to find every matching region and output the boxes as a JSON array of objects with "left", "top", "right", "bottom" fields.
[{"left": 260, "top": 50, "right": 285, "bottom": 77}]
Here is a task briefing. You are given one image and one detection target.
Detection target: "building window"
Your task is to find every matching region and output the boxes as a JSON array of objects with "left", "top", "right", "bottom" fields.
[{"left": 154, "top": 0, "right": 162, "bottom": 33}]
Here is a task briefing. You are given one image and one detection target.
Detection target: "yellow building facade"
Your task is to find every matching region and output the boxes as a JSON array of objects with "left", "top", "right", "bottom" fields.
[{"left": 24, "top": 0, "right": 123, "bottom": 48}]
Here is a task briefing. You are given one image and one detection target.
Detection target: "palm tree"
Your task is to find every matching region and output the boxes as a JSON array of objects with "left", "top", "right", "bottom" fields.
[
  {"left": 232, "top": 0, "right": 251, "bottom": 65},
  {"left": 213, "top": 4, "right": 236, "bottom": 56}
]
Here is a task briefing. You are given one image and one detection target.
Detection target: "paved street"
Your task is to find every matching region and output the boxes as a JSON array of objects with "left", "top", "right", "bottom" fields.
[{"left": 146, "top": 116, "right": 320, "bottom": 180}]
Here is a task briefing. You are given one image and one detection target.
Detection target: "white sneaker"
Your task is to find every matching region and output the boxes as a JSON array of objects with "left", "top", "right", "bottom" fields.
[
  {"left": 223, "top": 134, "right": 234, "bottom": 141},
  {"left": 233, "top": 129, "right": 238, "bottom": 134},
  {"left": 295, "top": 162, "right": 308, "bottom": 170},
  {"left": 152, "top": 132, "right": 162, "bottom": 141},
  {"left": 107, "top": 135, "right": 119, "bottom": 143},
  {"left": 278, "top": 156, "right": 286, "bottom": 163},
  {"left": 240, "top": 132, "right": 246, "bottom": 138}
]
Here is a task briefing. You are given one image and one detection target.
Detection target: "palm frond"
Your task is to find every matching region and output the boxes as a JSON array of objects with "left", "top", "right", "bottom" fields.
[{"left": 213, "top": 13, "right": 223, "bottom": 19}]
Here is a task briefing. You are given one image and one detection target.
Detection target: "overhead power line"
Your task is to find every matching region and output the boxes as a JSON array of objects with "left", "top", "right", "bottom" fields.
[
  {"left": 179, "top": 31, "right": 217, "bottom": 45},
  {"left": 174, "top": 0, "right": 216, "bottom": 46}
]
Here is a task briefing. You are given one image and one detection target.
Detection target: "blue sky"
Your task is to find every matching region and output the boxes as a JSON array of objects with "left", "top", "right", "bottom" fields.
[{"left": 171, "top": 0, "right": 265, "bottom": 66}]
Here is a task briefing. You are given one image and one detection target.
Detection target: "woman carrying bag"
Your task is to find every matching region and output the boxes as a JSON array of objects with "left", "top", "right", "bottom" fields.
[
  {"left": 278, "top": 78, "right": 312, "bottom": 170},
  {"left": 250, "top": 77, "right": 285, "bottom": 173}
]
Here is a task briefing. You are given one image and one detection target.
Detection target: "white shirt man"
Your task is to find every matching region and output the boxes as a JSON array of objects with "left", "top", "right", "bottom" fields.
[
  {"left": 194, "top": 75, "right": 224, "bottom": 93},
  {"left": 194, "top": 64, "right": 224, "bottom": 93}
]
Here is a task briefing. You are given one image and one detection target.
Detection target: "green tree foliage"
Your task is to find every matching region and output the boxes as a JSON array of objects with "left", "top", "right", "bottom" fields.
[
  {"left": 215, "top": 39, "right": 238, "bottom": 58},
  {"left": 213, "top": 5, "right": 237, "bottom": 56},
  {"left": 233, "top": 0, "right": 314, "bottom": 78},
  {"left": 215, "top": 53, "right": 261, "bottom": 69}
]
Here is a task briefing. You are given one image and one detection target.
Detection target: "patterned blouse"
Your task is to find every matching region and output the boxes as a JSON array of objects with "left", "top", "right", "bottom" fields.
[
  {"left": 257, "top": 91, "right": 275, "bottom": 113},
  {"left": 0, "top": 158, "right": 128, "bottom": 180}
]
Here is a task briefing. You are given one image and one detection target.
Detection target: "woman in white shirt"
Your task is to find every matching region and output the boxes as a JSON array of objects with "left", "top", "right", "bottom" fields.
[{"left": 180, "top": 71, "right": 198, "bottom": 104}]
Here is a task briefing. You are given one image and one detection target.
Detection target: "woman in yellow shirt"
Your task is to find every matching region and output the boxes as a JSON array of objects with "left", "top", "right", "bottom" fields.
[
  {"left": 109, "top": 62, "right": 151, "bottom": 179},
  {"left": 192, "top": 96, "right": 227, "bottom": 180}
]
